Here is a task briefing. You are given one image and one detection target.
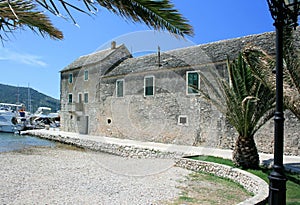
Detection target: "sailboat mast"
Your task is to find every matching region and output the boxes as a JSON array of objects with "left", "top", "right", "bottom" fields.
[{"left": 28, "top": 83, "right": 32, "bottom": 113}]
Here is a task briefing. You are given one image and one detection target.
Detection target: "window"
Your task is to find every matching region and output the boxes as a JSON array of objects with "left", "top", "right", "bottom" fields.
[
  {"left": 69, "top": 73, "right": 73, "bottom": 83},
  {"left": 187, "top": 71, "right": 200, "bottom": 94},
  {"left": 78, "top": 93, "right": 82, "bottom": 103},
  {"left": 84, "top": 92, "right": 89, "bottom": 103},
  {"left": 144, "top": 76, "right": 154, "bottom": 96},
  {"left": 84, "top": 70, "right": 88, "bottom": 81},
  {"left": 178, "top": 115, "right": 188, "bottom": 125},
  {"left": 68, "top": 93, "right": 73, "bottom": 103},
  {"left": 116, "top": 79, "right": 124, "bottom": 97}
]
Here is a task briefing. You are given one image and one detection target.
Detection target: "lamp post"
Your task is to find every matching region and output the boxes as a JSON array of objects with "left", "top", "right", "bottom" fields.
[{"left": 267, "top": 0, "right": 299, "bottom": 204}]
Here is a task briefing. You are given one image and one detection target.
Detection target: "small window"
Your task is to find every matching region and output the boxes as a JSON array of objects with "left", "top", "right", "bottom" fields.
[
  {"left": 84, "top": 70, "right": 88, "bottom": 81},
  {"left": 84, "top": 92, "right": 89, "bottom": 103},
  {"left": 116, "top": 79, "right": 124, "bottom": 97},
  {"left": 144, "top": 76, "right": 154, "bottom": 96},
  {"left": 187, "top": 71, "right": 200, "bottom": 95},
  {"left": 78, "top": 93, "right": 82, "bottom": 103},
  {"left": 69, "top": 73, "right": 73, "bottom": 83},
  {"left": 68, "top": 93, "right": 73, "bottom": 103},
  {"left": 178, "top": 115, "right": 188, "bottom": 125}
]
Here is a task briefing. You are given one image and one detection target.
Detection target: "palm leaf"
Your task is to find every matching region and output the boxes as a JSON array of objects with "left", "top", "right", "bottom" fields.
[
  {"left": 35, "top": 0, "right": 193, "bottom": 37},
  {"left": 243, "top": 29, "right": 300, "bottom": 120},
  {"left": 283, "top": 26, "right": 300, "bottom": 93},
  {"left": 0, "top": 0, "right": 63, "bottom": 40},
  {"left": 198, "top": 53, "right": 275, "bottom": 138}
]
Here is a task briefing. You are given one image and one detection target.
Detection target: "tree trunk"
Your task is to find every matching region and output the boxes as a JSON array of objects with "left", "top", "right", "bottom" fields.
[{"left": 232, "top": 135, "right": 259, "bottom": 169}]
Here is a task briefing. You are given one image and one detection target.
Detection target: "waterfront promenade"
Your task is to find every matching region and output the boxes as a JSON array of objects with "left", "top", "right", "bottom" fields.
[{"left": 24, "top": 129, "right": 300, "bottom": 173}]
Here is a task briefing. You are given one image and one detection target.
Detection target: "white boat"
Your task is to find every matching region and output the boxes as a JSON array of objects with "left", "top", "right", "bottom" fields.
[
  {"left": 0, "top": 103, "right": 23, "bottom": 133},
  {"left": 29, "top": 107, "right": 60, "bottom": 129}
]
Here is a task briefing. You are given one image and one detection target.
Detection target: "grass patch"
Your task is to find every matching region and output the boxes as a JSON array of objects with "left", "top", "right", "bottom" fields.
[
  {"left": 169, "top": 171, "right": 251, "bottom": 205},
  {"left": 189, "top": 155, "right": 300, "bottom": 205},
  {"left": 190, "top": 155, "right": 234, "bottom": 167}
]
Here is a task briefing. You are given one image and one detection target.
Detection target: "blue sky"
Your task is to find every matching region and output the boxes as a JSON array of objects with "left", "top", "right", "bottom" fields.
[{"left": 0, "top": 1, "right": 276, "bottom": 100}]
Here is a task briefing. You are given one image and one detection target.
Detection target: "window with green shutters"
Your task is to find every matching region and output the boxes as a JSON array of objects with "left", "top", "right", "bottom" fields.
[
  {"left": 68, "top": 93, "right": 73, "bottom": 103},
  {"left": 84, "top": 70, "right": 88, "bottom": 81},
  {"left": 116, "top": 79, "right": 124, "bottom": 97},
  {"left": 84, "top": 93, "right": 88, "bottom": 103},
  {"left": 69, "top": 73, "right": 73, "bottom": 83},
  {"left": 144, "top": 76, "right": 154, "bottom": 96},
  {"left": 187, "top": 71, "right": 200, "bottom": 94}
]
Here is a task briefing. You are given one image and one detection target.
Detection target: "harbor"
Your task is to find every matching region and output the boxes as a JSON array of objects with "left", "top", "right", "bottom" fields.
[{"left": 0, "top": 102, "right": 60, "bottom": 134}]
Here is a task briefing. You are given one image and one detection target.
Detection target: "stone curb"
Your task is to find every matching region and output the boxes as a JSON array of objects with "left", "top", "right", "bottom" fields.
[
  {"left": 26, "top": 130, "right": 181, "bottom": 159},
  {"left": 175, "top": 158, "right": 269, "bottom": 205}
]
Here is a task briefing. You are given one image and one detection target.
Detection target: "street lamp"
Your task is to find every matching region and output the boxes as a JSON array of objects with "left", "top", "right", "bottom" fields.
[{"left": 267, "top": 0, "right": 299, "bottom": 204}]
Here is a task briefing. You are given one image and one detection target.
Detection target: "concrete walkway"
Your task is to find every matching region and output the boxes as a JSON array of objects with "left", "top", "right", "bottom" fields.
[{"left": 23, "top": 129, "right": 300, "bottom": 173}]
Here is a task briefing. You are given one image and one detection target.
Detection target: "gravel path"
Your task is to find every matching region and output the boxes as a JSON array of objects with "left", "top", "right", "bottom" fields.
[{"left": 0, "top": 146, "right": 191, "bottom": 205}]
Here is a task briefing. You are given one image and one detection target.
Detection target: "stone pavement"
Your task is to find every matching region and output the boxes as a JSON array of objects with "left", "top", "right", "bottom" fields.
[{"left": 23, "top": 129, "right": 300, "bottom": 173}]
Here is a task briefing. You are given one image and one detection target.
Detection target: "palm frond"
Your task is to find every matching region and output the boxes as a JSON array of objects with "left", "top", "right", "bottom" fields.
[
  {"left": 243, "top": 36, "right": 300, "bottom": 120},
  {"left": 1, "top": 0, "right": 193, "bottom": 42},
  {"left": 283, "top": 25, "right": 300, "bottom": 93},
  {"left": 198, "top": 53, "right": 275, "bottom": 138},
  {"left": 34, "top": 0, "right": 193, "bottom": 37},
  {"left": 197, "top": 68, "right": 226, "bottom": 114},
  {"left": 0, "top": 0, "right": 63, "bottom": 40}
]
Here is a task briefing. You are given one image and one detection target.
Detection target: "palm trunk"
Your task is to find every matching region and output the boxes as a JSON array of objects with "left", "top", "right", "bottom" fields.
[{"left": 232, "top": 135, "right": 259, "bottom": 169}]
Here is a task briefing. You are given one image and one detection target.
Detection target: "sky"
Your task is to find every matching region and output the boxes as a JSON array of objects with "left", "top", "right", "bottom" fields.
[{"left": 0, "top": 0, "right": 277, "bottom": 100}]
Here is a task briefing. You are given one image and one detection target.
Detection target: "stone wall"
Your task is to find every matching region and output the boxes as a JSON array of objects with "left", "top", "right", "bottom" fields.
[
  {"left": 175, "top": 158, "right": 269, "bottom": 205},
  {"left": 60, "top": 30, "right": 300, "bottom": 156},
  {"left": 60, "top": 45, "right": 131, "bottom": 134},
  {"left": 97, "top": 62, "right": 299, "bottom": 155}
]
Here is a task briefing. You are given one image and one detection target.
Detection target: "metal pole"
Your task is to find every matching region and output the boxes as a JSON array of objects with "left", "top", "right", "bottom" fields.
[{"left": 268, "top": 4, "right": 287, "bottom": 204}]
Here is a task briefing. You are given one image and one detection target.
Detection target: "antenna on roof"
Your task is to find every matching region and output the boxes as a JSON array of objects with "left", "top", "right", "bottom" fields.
[{"left": 158, "top": 45, "right": 161, "bottom": 67}]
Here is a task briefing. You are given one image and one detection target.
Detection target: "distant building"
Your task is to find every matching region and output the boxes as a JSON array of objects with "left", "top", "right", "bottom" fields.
[{"left": 60, "top": 31, "right": 300, "bottom": 155}]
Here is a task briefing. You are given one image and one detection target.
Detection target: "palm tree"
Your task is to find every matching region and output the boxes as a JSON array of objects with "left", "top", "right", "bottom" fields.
[
  {"left": 199, "top": 53, "right": 276, "bottom": 169},
  {"left": 0, "top": 0, "right": 193, "bottom": 41},
  {"left": 243, "top": 26, "right": 300, "bottom": 119}
]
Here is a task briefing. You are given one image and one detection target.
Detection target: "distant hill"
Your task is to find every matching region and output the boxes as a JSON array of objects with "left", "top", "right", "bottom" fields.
[{"left": 0, "top": 84, "right": 60, "bottom": 113}]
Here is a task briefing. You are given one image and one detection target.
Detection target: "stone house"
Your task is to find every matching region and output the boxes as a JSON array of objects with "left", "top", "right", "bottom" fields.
[{"left": 60, "top": 31, "right": 299, "bottom": 155}]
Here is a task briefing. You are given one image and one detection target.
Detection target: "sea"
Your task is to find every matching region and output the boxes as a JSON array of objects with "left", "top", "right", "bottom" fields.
[{"left": 0, "top": 132, "right": 55, "bottom": 153}]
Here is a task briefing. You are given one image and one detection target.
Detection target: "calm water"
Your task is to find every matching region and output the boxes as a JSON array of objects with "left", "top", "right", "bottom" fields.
[{"left": 0, "top": 132, "right": 55, "bottom": 153}]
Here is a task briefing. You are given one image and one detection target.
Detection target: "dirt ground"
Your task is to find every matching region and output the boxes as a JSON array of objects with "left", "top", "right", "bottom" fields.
[{"left": 0, "top": 145, "right": 251, "bottom": 204}]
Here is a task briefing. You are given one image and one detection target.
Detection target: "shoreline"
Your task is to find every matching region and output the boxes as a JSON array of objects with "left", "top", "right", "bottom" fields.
[
  {"left": 2, "top": 130, "right": 267, "bottom": 204},
  {"left": 0, "top": 145, "right": 190, "bottom": 204}
]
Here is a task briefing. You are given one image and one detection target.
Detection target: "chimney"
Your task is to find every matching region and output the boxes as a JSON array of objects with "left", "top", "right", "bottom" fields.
[{"left": 111, "top": 41, "right": 116, "bottom": 49}]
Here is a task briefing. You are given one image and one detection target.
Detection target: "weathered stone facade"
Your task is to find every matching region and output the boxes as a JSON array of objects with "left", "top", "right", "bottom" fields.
[{"left": 60, "top": 30, "right": 300, "bottom": 155}]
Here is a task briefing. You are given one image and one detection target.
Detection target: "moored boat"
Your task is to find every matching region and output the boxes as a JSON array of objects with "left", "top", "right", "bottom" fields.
[{"left": 0, "top": 103, "right": 23, "bottom": 133}]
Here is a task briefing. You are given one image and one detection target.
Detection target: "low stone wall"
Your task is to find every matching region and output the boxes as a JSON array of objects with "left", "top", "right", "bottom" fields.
[
  {"left": 175, "top": 158, "right": 269, "bottom": 205},
  {"left": 27, "top": 130, "right": 180, "bottom": 159}
]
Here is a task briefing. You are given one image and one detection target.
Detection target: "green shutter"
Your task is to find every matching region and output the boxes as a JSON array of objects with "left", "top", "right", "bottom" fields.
[
  {"left": 69, "top": 74, "right": 73, "bottom": 83},
  {"left": 84, "top": 70, "right": 88, "bottom": 81},
  {"left": 145, "top": 77, "right": 154, "bottom": 96},
  {"left": 84, "top": 93, "right": 88, "bottom": 103},
  {"left": 117, "top": 80, "right": 124, "bottom": 97},
  {"left": 68, "top": 94, "right": 72, "bottom": 103},
  {"left": 188, "top": 72, "right": 199, "bottom": 94}
]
